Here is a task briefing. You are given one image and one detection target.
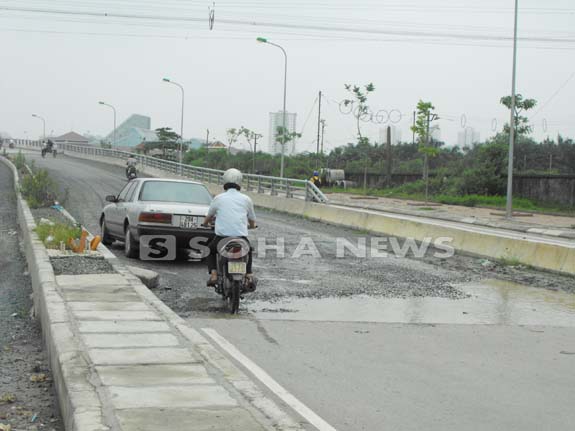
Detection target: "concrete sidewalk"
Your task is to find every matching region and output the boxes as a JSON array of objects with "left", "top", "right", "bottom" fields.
[
  {"left": 55, "top": 271, "right": 284, "bottom": 431},
  {"left": 326, "top": 193, "right": 575, "bottom": 240}
]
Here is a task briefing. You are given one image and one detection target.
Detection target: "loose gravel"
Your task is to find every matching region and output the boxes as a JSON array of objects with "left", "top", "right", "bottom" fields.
[
  {"left": 0, "top": 162, "right": 63, "bottom": 431},
  {"left": 50, "top": 256, "right": 115, "bottom": 275}
]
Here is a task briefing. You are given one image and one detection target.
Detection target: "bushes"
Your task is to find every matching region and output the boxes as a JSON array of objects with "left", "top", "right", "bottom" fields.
[
  {"left": 20, "top": 169, "right": 58, "bottom": 208},
  {"left": 13, "top": 150, "right": 26, "bottom": 171}
]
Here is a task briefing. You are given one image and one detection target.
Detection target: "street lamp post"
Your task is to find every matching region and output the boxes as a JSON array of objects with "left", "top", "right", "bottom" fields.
[
  {"left": 163, "top": 78, "right": 185, "bottom": 174},
  {"left": 98, "top": 102, "right": 117, "bottom": 149},
  {"left": 505, "top": 0, "right": 520, "bottom": 219},
  {"left": 257, "top": 36, "right": 288, "bottom": 178},
  {"left": 31, "top": 114, "right": 46, "bottom": 141}
]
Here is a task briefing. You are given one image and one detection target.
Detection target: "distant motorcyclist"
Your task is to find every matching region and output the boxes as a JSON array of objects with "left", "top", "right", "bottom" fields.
[
  {"left": 41, "top": 139, "right": 54, "bottom": 157},
  {"left": 126, "top": 154, "right": 138, "bottom": 178},
  {"left": 310, "top": 170, "right": 322, "bottom": 188},
  {"left": 202, "top": 168, "right": 257, "bottom": 289}
]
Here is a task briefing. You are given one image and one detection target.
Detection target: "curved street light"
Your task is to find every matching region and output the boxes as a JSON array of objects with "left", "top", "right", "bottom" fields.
[
  {"left": 31, "top": 113, "right": 46, "bottom": 141},
  {"left": 98, "top": 101, "right": 117, "bottom": 149},
  {"left": 162, "top": 77, "right": 185, "bottom": 173},
  {"left": 257, "top": 36, "right": 288, "bottom": 178}
]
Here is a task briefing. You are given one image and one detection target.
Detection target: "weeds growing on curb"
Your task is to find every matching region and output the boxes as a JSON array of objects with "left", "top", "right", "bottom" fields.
[
  {"left": 13, "top": 150, "right": 26, "bottom": 171},
  {"left": 499, "top": 256, "right": 522, "bottom": 267},
  {"left": 20, "top": 169, "right": 59, "bottom": 208},
  {"left": 35, "top": 220, "right": 82, "bottom": 250}
]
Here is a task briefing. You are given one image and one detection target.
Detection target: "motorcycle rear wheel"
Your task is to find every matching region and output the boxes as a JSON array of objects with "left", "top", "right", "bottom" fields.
[{"left": 229, "top": 280, "right": 241, "bottom": 314}]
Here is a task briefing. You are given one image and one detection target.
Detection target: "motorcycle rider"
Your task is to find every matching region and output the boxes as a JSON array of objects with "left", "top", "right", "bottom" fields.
[
  {"left": 310, "top": 170, "right": 322, "bottom": 188},
  {"left": 202, "top": 168, "right": 256, "bottom": 289},
  {"left": 126, "top": 154, "right": 137, "bottom": 177}
]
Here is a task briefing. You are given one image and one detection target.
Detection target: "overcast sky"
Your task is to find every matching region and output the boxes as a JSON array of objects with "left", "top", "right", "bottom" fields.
[{"left": 1, "top": 0, "right": 574, "bottom": 152}]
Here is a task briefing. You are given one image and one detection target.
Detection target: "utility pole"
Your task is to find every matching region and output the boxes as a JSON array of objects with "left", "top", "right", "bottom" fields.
[
  {"left": 320, "top": 119, "right": 326, "bottom": 155},
  {"left": 253, "top": 133, "right": 262, "bottom": 174},
  {"left": 206, "top": 129, "right": 209, "bottom": 148},
  {"left": 386, "top": 126, "right": 392, "bottom": 187},
  {"left": 505, "top": 0, "right": 519, "bottom": 219},
  {"left": 424, "top": 112, "right": 439, "bottom": 204},
  {"left": 316, "top": 91, "right": 322, "bottom": 169}
]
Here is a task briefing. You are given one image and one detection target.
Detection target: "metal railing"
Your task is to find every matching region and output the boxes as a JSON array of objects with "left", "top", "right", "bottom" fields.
[{"left": 13, "top": 140, "right": 328, "bottom": 203}]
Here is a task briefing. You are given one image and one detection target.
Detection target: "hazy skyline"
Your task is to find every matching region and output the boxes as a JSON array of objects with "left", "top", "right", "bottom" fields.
[{"left": 1, "top": 0, "right": 574, "bottom": 153}]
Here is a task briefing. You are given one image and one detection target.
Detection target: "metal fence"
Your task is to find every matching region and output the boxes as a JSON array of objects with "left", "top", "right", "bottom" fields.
[{"left": 13, "top": 140, "right": 328, "bottom": 203}]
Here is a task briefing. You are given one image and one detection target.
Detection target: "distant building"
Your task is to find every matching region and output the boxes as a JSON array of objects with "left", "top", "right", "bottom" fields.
[
  {"left": 457, "top": 128, "right": 480, "bottom": 147},
  {"left": 207, "top": 141, "right": 227, "bottom": 151},
  {"left": 105, "top": 114, "right": 158, "bottom": 148},
  {"left": 431, "top": 127, "right": 442, "bottom": 142},
  {"left": 52, "top": 131, "right": 89, "bottom": 145},
  {"left": 379, "top": 126, "right": 402, "bottom": 145},
  {"left": 268, "top": 111, "right": 297, "bottom": 155}
]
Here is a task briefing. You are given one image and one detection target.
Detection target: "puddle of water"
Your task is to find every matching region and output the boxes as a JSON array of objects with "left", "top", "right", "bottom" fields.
[{"left": 249, "top": 279, "right": 575, "bottom": 326}]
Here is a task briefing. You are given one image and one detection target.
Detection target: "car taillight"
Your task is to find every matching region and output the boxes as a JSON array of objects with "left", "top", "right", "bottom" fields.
[{"left": 138, "top": 212, "right": 172, "bottom": 224}]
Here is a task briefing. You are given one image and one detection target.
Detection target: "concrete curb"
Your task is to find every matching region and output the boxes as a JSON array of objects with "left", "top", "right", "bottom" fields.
[{"left": 0, "top": 155, "right": 110, "bottom": 431}]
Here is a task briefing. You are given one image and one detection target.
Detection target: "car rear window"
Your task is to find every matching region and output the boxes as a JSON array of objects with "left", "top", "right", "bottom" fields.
[{"left": 139, "top": 181, "right": 212, "bottom": 205}]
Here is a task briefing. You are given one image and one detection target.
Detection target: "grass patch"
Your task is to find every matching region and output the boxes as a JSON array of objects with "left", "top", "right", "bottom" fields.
[
  {"left": 323, "top": 186, "right": 574, "bottom": 215},
  {"left": 498, "top": 256, "right": 522, "bottom": 267},
  {"left": 35, "top": 220, "right": 82, "bottom": 250}
]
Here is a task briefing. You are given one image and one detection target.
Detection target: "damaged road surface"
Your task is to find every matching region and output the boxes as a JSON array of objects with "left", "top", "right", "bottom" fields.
[
  {"left": 27, "top": 151, "right": 575, "bottom": 431},
  {"left": 0, "top": 161, "right": 63, "bottom": 431}
]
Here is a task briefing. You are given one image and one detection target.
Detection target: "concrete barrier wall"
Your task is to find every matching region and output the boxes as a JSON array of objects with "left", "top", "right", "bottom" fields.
[{"left": 35, "top": 150, "right": 575, "bottom": 276}]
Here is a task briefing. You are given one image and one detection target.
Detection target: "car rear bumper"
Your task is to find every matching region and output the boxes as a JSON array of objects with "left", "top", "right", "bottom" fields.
[{"left": 133, "top": 225, "right": 214, "bottom": 248}]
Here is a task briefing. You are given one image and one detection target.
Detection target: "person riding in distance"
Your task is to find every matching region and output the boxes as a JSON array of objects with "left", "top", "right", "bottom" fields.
[
  {"left": 126, "top": 154, "right": 137, "bottom": 174},
  {"left": 310, "top": 170, "right": 322, "bottom": 188},
  {"left": 202, "top": 168, "right": 257, "bottom": 288}
]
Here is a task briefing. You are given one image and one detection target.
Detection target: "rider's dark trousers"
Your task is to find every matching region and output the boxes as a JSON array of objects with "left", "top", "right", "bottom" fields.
[{"left": 207, "top": 235, "right": 253, "bottom": 274}]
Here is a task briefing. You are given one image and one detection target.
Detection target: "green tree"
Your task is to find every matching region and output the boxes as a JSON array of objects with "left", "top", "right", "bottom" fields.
[
  {"left": 239, "top": 127, "right": 263, "bottom": 173},
  {"left": 343, "top": 82, "right": 375, "bottom": 144},
  {"left": 155, "top": 127, "right": 180, "bottom": 143},
  {"left": 500, "top": 94, "right": 537, "bottom": 136},
  {"left": 411, "top": 100, "right": 440, "bottom": 201},
  {"left": 226, "top": 128, "right": 242, "bottom": 154},
  {"left": 275, "top": 126, "right": 301, "bottom": 151}
]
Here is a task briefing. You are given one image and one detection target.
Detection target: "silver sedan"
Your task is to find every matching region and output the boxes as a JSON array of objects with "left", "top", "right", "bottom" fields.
[{"left": 100, "top": 178, "right": 215, "bottom": 259}]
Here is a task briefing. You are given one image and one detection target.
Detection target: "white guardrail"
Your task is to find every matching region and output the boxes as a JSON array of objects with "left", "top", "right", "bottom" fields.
[{"left": 11, "top": 139, "right": 329, "bottom": 203}]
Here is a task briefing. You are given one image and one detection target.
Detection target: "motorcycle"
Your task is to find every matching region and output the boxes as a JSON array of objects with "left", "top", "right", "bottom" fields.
[
  {"left": 126, "top": 165, "right": 137, "bottom": 180},
  {"left": 214, "top": 235, "right": 256, "bottom": 314}
]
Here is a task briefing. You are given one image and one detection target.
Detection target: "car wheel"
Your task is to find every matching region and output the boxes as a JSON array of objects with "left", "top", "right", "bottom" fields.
[
  {"left": 100, "top": 217, "right": 113, "bottom": 246},
  {"left": 124, "top": 225, "right": 139, "bottom": 259}
]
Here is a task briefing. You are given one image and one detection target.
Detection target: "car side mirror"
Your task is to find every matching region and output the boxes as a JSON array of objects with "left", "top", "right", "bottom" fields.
[{"left": 105, "top": 195, "right": 118, "bottom": 203}]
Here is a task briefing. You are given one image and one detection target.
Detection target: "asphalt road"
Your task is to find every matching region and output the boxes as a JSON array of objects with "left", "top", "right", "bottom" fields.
[{"left": 26, "top": 150, "right": 575, "bottom": 431}]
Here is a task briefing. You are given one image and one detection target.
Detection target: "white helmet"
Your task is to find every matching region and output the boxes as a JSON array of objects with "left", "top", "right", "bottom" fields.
[{"left": 222, "top": 168, "right": 243, "bottom": 187}]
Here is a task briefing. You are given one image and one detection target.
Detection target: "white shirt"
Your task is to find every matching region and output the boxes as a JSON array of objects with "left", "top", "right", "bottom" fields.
[{"left": 207, "top": 188, "right": 256, "bottom": 237}]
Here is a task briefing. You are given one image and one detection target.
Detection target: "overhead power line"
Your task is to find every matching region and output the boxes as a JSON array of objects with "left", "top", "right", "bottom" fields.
[
  {"left": 1, "top": 5, "right": 575, "bottom": 45},
  {"left": 530, "top": 72, "right": 575, "bottom": 119}
]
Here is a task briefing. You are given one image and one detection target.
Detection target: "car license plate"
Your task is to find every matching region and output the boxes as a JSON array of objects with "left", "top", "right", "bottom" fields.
[
  {"left": 228, "top": 261, "right": 247, "bottom": 274},
  {"left": 180, "top": 215, "right": 203, "bottom": 228}
]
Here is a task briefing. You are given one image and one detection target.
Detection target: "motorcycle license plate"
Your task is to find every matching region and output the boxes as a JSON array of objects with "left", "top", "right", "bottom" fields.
[
  {"left": 228, "top": 261, "right": 247, "bottom": 274},
  {"left": 180, "top": 215, "right": 203, "bottom": 228}
]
